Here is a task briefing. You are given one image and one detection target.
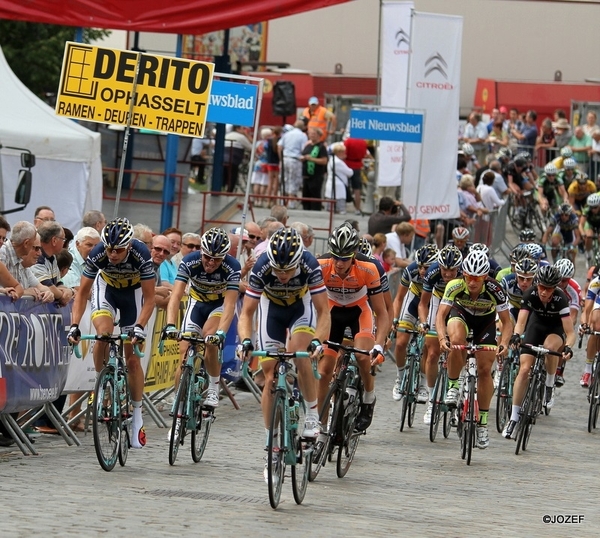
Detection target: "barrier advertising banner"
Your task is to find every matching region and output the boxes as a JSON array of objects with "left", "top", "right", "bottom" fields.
[
  {"left": 0, "top": 296, "right": 71, "bottom": 414},
  {"left": 378, "top": 0, "right": 413, "bottom": 187},
  {"left": 403, "top": 12, "right": 462, "bottom": 219},
  {"left": 55, "top": 42, "right": 215, "bottom": 137}
]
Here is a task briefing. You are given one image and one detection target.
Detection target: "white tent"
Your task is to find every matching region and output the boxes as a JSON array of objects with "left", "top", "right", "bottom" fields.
[{"left": 0, "top": 46, "right": 102, "bottom": 231}]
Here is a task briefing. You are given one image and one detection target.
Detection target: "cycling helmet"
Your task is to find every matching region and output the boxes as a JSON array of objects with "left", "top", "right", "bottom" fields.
[
  {"left": 558, "top": 203, "right": 573, "bottom": 215},
  {"left": 510, "top": 244, "right": 531, "bottom": 264},
  {"left": 267, "top": 227, "right": 304, "bottom": 270},
  {"left": 544, "top": 163, "right": 558, "bottom": 176},
  {"left": 470, "top": 243, "right": 490, "bottom": 257},
  {"left": 560, "top": 147, "right": 573, "bottom": 158},
  {"left": 462, "top": 250, "right": 490, "bottom": 277},
  {"left": 515, "top": 258, "right": 538, "bottom": 277},
  {"left": 519, "top": 228, "right": 536, "bottom": 242},
  {"left": 200, "top": 227, "right": 231, "bottom": 258},
  {"left": 415, "top": 244, "right": 439, "bottom": 267},
  {"left": 461, "top": 142, "right": 474, "bottom": 156},
  {"left": 328, "top": 223, "right": 359, "bottom": 257},
  {"left": 587, "top": 193, "right": 600, "bottom": 208},
  {"left": 496, "top": 147, "right": 512, "bottom": 160},
  {"left": 357, "top": 237, "right": 373, "bottom": 258},
  {"left": 101, "top": 218, "right": 133, "bottom": 249},
  {"left": 438, "top": 245, "right": 463, "bottom": 270},
  {"left": 536, "top": 265, "right": 562, "bottom": 287},
  {"left": 554, "top": 258, "right": 575, "bottom": 279},
  {"left": 516, "top": 151, "right": 531, "bottom": 162},
  {"left": 524, "top": 242, "right": 544, "bottom": 261},
  {"left": 563, "top": 157, "right": 577, "bottom": 170},
  {"left": 452, "top": 226, "right": 470, "bottom": 241}
]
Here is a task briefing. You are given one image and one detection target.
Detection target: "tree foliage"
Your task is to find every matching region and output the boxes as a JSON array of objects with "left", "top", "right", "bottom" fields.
[{"left": 0, "top": 21, "right": 110, "bottom": 100}]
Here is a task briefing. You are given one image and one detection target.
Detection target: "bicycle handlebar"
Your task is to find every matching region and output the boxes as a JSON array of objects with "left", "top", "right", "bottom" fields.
[
  {"left": 244, "top": 350, "right": 320, "bottom": 380},
  {"left": 520, "top": 343, "right": 562, "bottom": 357},
  {"left": 72, "top": 334, "right": 144, "bottom": 358},
  {"left": 450, "top": 344, "right": 497, "bottom": 352}
]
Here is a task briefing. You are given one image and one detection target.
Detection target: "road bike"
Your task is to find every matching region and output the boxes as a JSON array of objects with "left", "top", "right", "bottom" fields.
[
  {"left": 451, "top": 341, "right": 496, "bottom": 466},
  {"left": 514, "top": 343, "right": 560, "bottom": 455},
  {"left": 73, "top": 334, "right": 143, "bottom": 472},
  {"left": 508, "top": 190, "right": 546, "bottom": 236},
  {"left": 160, "top": 331, "right": 221, "bottom": 466},
  {"left": 579, "top": 328, "right": 600, "bottom": 433},
  {"left": 395, "top": 328, "right": 426, "bottom": 432},
  {"left": 248, "top": 349, "right": 319, "bottom": 509},
  {"left": 495, "top": 347, "right": 520, "bottom": 433},
  {"left": 429, "top": 350, "right": 452, "bottom": 442},
  {"left": 310, "top": 340, "right": 368, "bottom": 482}
]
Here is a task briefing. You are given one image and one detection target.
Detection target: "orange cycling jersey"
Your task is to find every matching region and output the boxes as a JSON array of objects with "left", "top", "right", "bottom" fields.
[{"left": 318, "top": 256, "right": 383, "bottom": 307}]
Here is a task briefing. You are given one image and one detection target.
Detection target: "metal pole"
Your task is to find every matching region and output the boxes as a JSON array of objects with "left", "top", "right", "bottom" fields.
[{"left": 113, "top": 53, "right": 141, "bottom": 218}]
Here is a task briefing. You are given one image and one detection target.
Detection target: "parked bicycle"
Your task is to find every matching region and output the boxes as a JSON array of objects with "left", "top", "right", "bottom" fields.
[
  {"left": 495, "top": 347, "right": 520, "bottom": 433},
  {"left": 73, "top": 334, "right": 143, "bottom": 472},
  {"left": 451, "top": 341, "right": 497, "bottom": 466},
  {"left": 247, "top": 349, "right": 319, "bottom": 509},
  {"left": 160, "top": 331, "right": 221, "bottom": 466},
  {"left": 310, "top": 340, "right": 369, "bottom": 481},
  {"left": 514, "top": 343, "right": 560, "bottom": 455}
]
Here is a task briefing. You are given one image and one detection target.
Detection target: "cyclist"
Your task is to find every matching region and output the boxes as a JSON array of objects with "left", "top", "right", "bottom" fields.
[
  {"left": 502, "top": 265, "right": 575, "bottom": 439},
  {"left": 567, "top": 169, "right": 596, "bottom": 213},
  {"left": 579, "top": 192, "right": 600, "bottom": 267},
  {"left": 417, "top": 245, "right": 463, "bottom": 424},
  {"left": 162, "top": 228, "right": 241, "bottom": 409},
  {"left": 553, "top": 258, "right": 581, "bottom": 387},
  {"left": 541, "top": 203, "right": 580, "bottom": 263},
  {"left": 495, "top": 244, "right": 534, "bottom": 282},
  {"left": 500, "top": 258, "right": 539, "bottom": 325},
  {"left": 237, "top": 228, "right": 331, "bottom": 454},
  {"left": 470, "top": 243, "right": 501, "bottom": 278},
  {"left": 507, "top": 157, "right": 535, "bottom": 203},
  {"left": 319, "top": 224, "right": 388, "bottom": 432},
  {"left": 68, "top": 218, "right": 156, "bottom": 449},
  {"left": 448, "top": 226, "right": 472, "bottom": 257},
  {"left": 437, "top": 250, "right": 511, "bottom": 449},
  {"left": 537, "top": 163, "right": 568, "bottom": 214},
  {"left": 392, "top": 244, "right": 438, "bottom": 404},
  {"left": 580, "top": 274, "right": 600, "bottom": 387},
  {"left": 516, "top": 228, "right": 548, "bottom": 262},
  {"left": 550, "top": 146, "right": 573, "bottom": 171},
  {"left": 559, "top": 157, "right": 586, "bottom": 190},
  {"left": 460, "top": 142, "right": 479, "bottom": 174}
]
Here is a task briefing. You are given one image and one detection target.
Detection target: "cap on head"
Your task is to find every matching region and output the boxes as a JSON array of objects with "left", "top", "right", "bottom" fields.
[{"left": 308, "top": 96, "right": 319, "bottom": 105}]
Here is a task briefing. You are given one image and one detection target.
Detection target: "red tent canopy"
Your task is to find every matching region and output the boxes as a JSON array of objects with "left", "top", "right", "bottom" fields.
[{"left": 0, "top": 0, "right": 350, "bottom": 34}]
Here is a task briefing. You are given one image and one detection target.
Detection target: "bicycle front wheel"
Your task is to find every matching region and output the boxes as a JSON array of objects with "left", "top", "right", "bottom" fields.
[
  {"left": 118, "top": 375, "right": 130, "bottom": 467},
  {"left": 495, "top": 364, "right": 512, "bottom": 433},
  {"left": 191, "top": 404, "right": 213, "bottom": 463},
  {"left": 588, "top": 370, "right": 600, "bottom": 433},
  {"left": 465, "top": 381, "right": 475, "bottom": 466},
  {"left": 267, "top": 391, "right": 286, "bottom": 509},
  {"left": 169, "top": 370, "right": 190, "bottom": 466},
  {"left": 429, "top": 365, "right": 446, "bottom": 443},
  {"left": 310, "top": 381, "right": 340, "bottom": 482},
  {"left": 399, "top": 363, "right": 412, "bottom": 432},
  {"left": 291, "top": 433, "right": 310, "bottom": 504},
  {"left": 336, "top": 382, "right": 362, "bottom": 478},
  {"left": 93, "top": 367, "right": 121, "bottom": 472}
]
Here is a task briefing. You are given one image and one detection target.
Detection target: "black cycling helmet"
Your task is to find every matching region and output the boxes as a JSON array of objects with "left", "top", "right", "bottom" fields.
[
  {"left": 438, "top": 245, "right": 463, "bottom": 270},
  {"left": 200, "top": 227, "right": 231, "bottom": 258},
  {"left": 328, "top": 223, "right": 359, "bottom": 257},
  {"left": 536, "top": 265, "right": 562, "bottom": 287},
  {"left": 357, "top": 237, "right": 373, "bottom": 258},
  {"left": 519, "top": 228, "right": 536, "bottom": 242},
  {"left": 415, "top": 244, "right": 439, "bottom": 267},
  {"left": 102, "top": 218, "right": 134, "bottom": 249},
  {"left": 267, "top": 227, "right": 304, "bottom": 270}
]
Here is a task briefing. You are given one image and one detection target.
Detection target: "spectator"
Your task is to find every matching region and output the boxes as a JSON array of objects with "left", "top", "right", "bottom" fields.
[
  {"left": 265, "top": 126, "right": 282, "bottom": 207},
  {"left": 583, "top": 111, "right": 599, "bottom": 137},
  {"left": 477, "top": 171, "right": 506, "bottom": 210},
  {"left": 278, "top": 121, "right": 307, "bottom": 208},
  {"left": 384, "top": 222, "right": 414, "bottom": 268},
  {"left": 133, "top": 223, "right": 153, "bottom": 249},
  {"left": 300, "top": 96, "right": 337, "bottom": 143},
  {"left": 33, "top": 206, "right": 55, "bottom": 228},
  {"left": 382, "top": 248, "right": 396, "bottom": 272},
  {"left": 589, "top": 127, "right": 600, "bottom": 182},
  {"left": 56, "top": 249, "right": 73, "bottom": 279},
  {"left": 251, "top": 127, "right": 272, "bottom": 208},
  {"left": 367, "top": 196, "right": 411, "bottom": 236},
  {"left": 511, "top": 109, "right": 538, "bottom": 151},
  {"left": 62, "top": 227, "right": 100, "bottom": 289},
  {"left": 344, "top": 137, "right": 371, "bottom": 215},
  {"left": 223, "top": 125, "right": 252, "bottom": 193},
  {"left": 458, "top": 175, "right": 488, "bottom": 220},
  {"left": 488, "top": 160, "right": 510, "bottom": 198},
  {"left": 486, "top": 119, "right": 508, "bottom": 155},
  {"left": 173, "top": 232, "right": 201, "bottom": 267},
  {"left": 300, "top": 127, "right": 328, "bottom": 211},
  {"left": 553, "top": 118, "right": 572, "bottom": 150},
  {"left": 257, "top": 216, "right": 276, "bottom": 242},
  {"left": 270, "top": 205, "right": 288, "bottom": 226},
  {"left": 507, "top": 107, "right": 525, "bottom": 152},
  {"left": 290, "top": 221, "right": 314, "bottom": 248},
  {"left": 372, "top": 233, "right": 387, "bottom": 264},
  {"left": 160, "top": 227, "right": 183, "bottom": 285},
  {"left": 461, "top": 111, "right": 488, "bottom": 166},
  {"left": 0, "top": 216, "right": 10, "bottom": 246},
  {"left": 189, "top": 135, "right": 210, "bottom": 185},
  {"left": 253, "top": 221, "right": 284, "bottom": 258},
  {"left": 151, "top": 234, "right": 174, "bottom": 309},
  {"left": 567, "top": 126, "right": 592, "bottom": 173},
  {"left": 324, "top": 142, "right": 353, "bottom": 214},
  {"left": 535, "top": 118, "right": 556, "bottom": 166},
  {"left": 245, "top": 221, "right": 262, "bottom": 251},
  {"left": 82, "top": 210, "right": 106, "bottom": 232}
]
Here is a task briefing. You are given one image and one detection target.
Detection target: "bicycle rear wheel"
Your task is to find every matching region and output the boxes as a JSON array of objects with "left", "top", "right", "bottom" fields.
[
  {"left": 169, "top": 370, "right": 190, "bottom": 466},
  {"left": 93, "top": 367, "right": 120, "bottom": 472},
  {"left": 310, "top": 381, "right": 342, "bottom": 481},
  {"left": 267, "top": 391, "right": 286, "bottom": 509},
  {"left": 495, "top": 364, "right": 512, "bottom": 433},
  {"left": 429, "top": 366, "right": 446, "bottom": 442},
  {"left": 588, "top": 370, "right": 600, "bottom": 433}
]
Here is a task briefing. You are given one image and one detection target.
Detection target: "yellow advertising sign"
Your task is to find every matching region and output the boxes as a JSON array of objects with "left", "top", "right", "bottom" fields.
[{"left": 55, "top": 42, "right": 214, "bottom": 137}]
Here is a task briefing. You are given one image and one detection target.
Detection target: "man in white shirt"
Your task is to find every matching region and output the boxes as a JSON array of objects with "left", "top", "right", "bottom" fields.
[
  {"left": 278, "top": 120, "right": 308, "bottom": 203},
  {"left": 384, "top": 222, "right": 415, "bottom": 268}
]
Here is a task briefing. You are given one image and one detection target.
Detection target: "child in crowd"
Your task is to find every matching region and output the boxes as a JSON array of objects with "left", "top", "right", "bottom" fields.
[{"left": 382, "top": 247, "right": 396, "bottom": 272}]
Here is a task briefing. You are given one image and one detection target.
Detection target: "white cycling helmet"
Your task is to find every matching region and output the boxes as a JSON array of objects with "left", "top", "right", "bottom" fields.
[
  {"left": 452, "top": 226, "right": 470, "bottom": 241},
  {"left": 563, "top": 158, "right": 577, "bottom": 170},
  {"left": 544, "top": 163, "right": 558, "bottom": 175},
  {"left": 554, "top": 259, "right": 575, "bottom": 279},
  {"left": 462, "top": 250, "right": 490, "bottom": 277},
  {"left": 560, "top": 147, "right": 573, "bottom": 158},
  {"left": 461, "top": 143, "right": 474, "bottom": 156},
  {"left": 588, "top": 193, "right": 600, "bottom": 208}
]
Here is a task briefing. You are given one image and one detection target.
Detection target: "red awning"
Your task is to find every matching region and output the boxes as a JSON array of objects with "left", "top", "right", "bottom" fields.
[{"left": 0, "top": 0, "right": 351, "bottom": 34}]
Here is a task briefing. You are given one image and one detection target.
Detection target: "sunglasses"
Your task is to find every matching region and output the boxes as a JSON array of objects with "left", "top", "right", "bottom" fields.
[
  {"left": 183, "top": 243, "right": 201, "bottom": 250},
  {"left": 152, "top": 246, "right": 170, "bottom": 255},
  {"left": 272, "top": 265, "right": 297, "bottom": 274},
  {"left": 32, "top": 245, "right": 42, "bottom": 252},
  {"left": 537, "top": 284, "right": 556, "bottom": 292},
  {"left": 247, "top": 234, "right": 259, "bottom": 240},
  {"left": 106, "top": 246, "right": 127, "bottom": 254},
  {"left": 464, "top": 274, "right": 486, "bottom": 282},
  {"left": 202, "top": 253, "right": 223, "bottom": 264},
  {"left": 331, "top": 253, "right": 354, "bottom": 262}
]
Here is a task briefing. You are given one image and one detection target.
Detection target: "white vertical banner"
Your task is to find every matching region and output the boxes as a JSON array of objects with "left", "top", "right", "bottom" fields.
[
  {"left": 378, "top": 0, "right": 413, "bottom": 187},
  {"left": 403, "top": 12, "right": 462, "bottom": 219}
]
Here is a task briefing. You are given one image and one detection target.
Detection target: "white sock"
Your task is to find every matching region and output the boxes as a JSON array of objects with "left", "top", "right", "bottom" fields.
[
  {"left": 510, "top": 405, "right": 520, "bottom": 423},
  {"left": 305, "top": 400, "right": 318, "bottom": 420},
  {"left": 397, "top": 366, "right": 405, "bottom": 378},
  {"left": 585, "top": 363, "right": 593, "bottom": 374},
  {"left": 427, "top": 386, "right": 434, "bottom": 401},
  {"left": 363, "top": 390, "right": 376, "bottom": 405},
  {"left": 132, "top": 401, "right": 142, "bottom": 425},
  {"left": 209, "top": 375, "right": 220, "bottom": 392},
  {"left": 545, "top": 374, "right": 555, "bottom": 388}
]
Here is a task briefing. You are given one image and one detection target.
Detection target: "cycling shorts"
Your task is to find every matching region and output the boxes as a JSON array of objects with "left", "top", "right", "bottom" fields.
[
  {"left": 447, "top": 308, "right": 497, "bottom": 346},
  {"left": 328, "top": 304, "right": 375, "bottom": 347},
  {"left": 425, "top": 294, "right": 441, "bottom": 336},
  {"left": 583, "top": 221, "right": 600, "bottom": 234},
  {"left": 522, "top": 318, "right": 564, "bottom": 348},
  {"left": 181, "top": 297, "right": 224, "bottom": 333},
  {"left": 256, "top": 293, "right": 316, "bottom": 357},
  {"left": 398, "top": 290, "right": 419, "bottom": 330},
  {"left": 90, "top": 276, "right": 142, "bottom": 332}
]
